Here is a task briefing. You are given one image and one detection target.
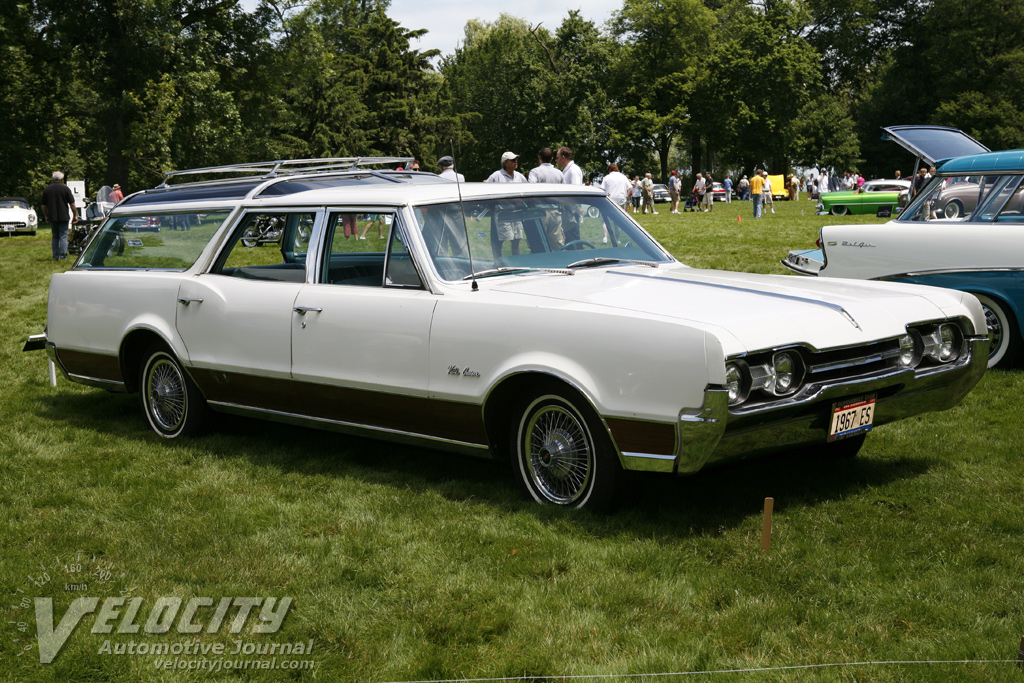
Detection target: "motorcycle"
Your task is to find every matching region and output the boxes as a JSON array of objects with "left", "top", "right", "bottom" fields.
[{"left": 241, "top": 215, "right": 284, "bottom": 247}]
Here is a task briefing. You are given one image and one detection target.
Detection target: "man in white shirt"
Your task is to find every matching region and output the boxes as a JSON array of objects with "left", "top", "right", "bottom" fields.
[
  {"left": 556, "top": 146, "right": 584, "bottom": 185},
  {"left": 602, "top": 163, "right": 632, "bottom": 210},
  {"left": 485, "top": 152, "right": 527, "bottom": 256},
  {"left": 528, "top": 147, "right": 563, "bottom": 183},
  {"left": 437, "top": 156, "right": 465, "bottom": 182},
  {"left": 556, "top": 146, "right": 584, "bottom": 242},
  {"left": 486, "top": 151, "right": 527, "bottom": 184}
]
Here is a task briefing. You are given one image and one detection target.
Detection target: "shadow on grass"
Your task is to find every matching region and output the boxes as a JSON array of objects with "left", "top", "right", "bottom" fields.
[{"left": 35, "top": 389, "right": 935, "bottom": 538}]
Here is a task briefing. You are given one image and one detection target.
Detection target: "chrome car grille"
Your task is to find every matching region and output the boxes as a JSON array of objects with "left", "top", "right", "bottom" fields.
[{"left": 1, "top": 222, "right": 28, "bottom": 229}]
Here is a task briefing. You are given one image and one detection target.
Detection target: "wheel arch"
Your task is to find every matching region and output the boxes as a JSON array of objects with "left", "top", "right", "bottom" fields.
[
  {"left": 482, "top": 371, "right": 616, "bottom": 464},
  {"left": 119, "top": 328, "right": 179, "bottom": 394}
]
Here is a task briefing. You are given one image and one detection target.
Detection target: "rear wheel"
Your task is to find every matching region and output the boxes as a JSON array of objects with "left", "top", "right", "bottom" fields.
[
  {"left": 974, "top": 293, "right": 1019, "bottom": 368},
  {"left": 830, "top": 205, "right": 849, "bottom": 216},
  {"left": 140, "top": 346, "right": 209, "bottom": 438},
  {"left": 943, "top": 200, "right": 964, "bottom": 219},
  {"left": 511, "top": 387, "right": 619, "bottom": 509}
]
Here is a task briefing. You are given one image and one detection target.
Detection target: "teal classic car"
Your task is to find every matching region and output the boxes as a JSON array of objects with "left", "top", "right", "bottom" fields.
[{"left": 816, "top": 179, "right": 911, "bottom": 216}]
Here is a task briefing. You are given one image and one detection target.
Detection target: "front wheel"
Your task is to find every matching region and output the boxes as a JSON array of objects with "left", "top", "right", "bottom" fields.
[
  {"left": 511, "top": 388, "right": 619, "bottom": 509},
  {"left": 140, "top": 346, "right": 209, "bottom": 438},
  {"left": 974, "top": 293, "right": 1019, "bottom": 368},
  {"left": 830, "top": 205, "right": 849, "bottom": 216}
]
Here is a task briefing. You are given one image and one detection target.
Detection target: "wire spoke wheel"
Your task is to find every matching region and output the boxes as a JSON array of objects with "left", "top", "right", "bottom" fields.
[
  {"left": 525, "top": 405, "right": 593, "bottom": 505},
  {"left": 146, "top": 358, "right": 186, "bottom": 432},
  {"left": 140, "top": 347, "right": 208, "bottom": 438},
  {"left": 512, "top": 388, "right": 619, "bottom": 509}
]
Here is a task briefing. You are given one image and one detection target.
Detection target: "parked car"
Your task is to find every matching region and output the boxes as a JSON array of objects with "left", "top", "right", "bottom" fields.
[
  {"left": 815, "top": 179, "right": 912, "bottom": 216},
  {"left": 711, "top": 182, "right": 729, "bottom": 202},
  {"left": 783, "top": 126, "right": 1022, "bottom": 368},
  {"left": 28, "top": 157, "right": 988, "bottom": 509},
  {"left": 652, "top": 183, "right": 670, "bottom": 203},
  {"left": 767, "top": 174, "right": 789, "bottom": 200},
  {"left": 0, "top": 197, "right": 39, "bottom": 236}
]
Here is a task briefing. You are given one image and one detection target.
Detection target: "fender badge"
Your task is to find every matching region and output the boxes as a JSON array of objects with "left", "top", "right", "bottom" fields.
[{"left": 448, "top": 365, "right": 480, "bottom": 377}]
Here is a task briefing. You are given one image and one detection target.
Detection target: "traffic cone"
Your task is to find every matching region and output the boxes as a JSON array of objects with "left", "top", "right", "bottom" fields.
[{"left": 737, "top": 215, "right": 742, "bottom": 222}]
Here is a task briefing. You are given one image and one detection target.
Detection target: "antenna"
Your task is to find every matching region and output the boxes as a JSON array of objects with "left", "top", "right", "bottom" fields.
[{"left": 451, "top": 139, "right": 478, "bottom": 291}]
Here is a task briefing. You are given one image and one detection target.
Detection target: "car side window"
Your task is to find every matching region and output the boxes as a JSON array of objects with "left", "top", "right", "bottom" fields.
[
  {"left": 320, "top": 211, "right": 422, "bottom": 288},
  {"left": 212, "top": 212, "right": 314, "bottom": 282},
  {"left": 993, "top": 178, "right": 1024, "bottom": 222}
]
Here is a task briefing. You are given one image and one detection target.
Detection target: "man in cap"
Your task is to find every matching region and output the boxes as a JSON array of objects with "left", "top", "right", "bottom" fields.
[
  {"left": 437, "top": 156, "right": 465, "bottom": 182},
  {"left": 486, "top": 152, "right": 527, "bottom": 183}
]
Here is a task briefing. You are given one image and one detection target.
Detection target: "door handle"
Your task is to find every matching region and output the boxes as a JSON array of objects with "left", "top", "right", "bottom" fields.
[
  {"left": 293, "top": 306, "right": 323, "bottom": 315},
  {"left": 178, "top": 297, "right": 204, "bottom": 306}
]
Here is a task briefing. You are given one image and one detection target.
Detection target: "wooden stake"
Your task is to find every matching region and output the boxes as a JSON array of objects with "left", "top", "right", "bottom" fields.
[{"left": 761, "top": 497, "right": 774, "bottom": 552}]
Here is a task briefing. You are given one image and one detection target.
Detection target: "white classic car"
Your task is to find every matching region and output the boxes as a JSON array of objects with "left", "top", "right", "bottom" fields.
[
  {"left": 0, "top": 197, "right": 39, "bottom": 235},
  {"left": 784, "top": 127, "right": 1023, "bottom": 369},
  {"left": 28, "top": 158, "right": 989, "bottom": 509}
]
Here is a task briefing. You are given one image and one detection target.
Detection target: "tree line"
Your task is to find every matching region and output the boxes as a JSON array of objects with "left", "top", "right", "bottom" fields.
[{"left": 1, "top": 0, "right": 1021, "bottom": 200}]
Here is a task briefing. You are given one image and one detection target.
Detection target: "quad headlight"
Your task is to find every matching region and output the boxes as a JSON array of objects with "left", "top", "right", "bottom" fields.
[
  {"left": 897, "top": 333, "right": 921, "bottom": 368},
  {"left": 725, "top": 351, "right": 805, "bottom": 408},
  {"left": 725, "top": 361, "right": 750, "bottom": 405},
  {"left": 921, "top": 323, "right": 962, "bottom": 363}
]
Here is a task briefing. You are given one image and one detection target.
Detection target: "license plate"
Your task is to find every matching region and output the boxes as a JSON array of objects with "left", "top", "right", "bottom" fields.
[
  {"left": 828, "top": 395, "right": 875, "bottom": 442},
  {"left": 3, "top": 226, "right": 15, "bottom": 232}
]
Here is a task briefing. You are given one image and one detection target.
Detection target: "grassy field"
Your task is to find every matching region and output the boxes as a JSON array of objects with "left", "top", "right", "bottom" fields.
[{"left": 1, "top": 200, "right": 1023, "bottom": 682}]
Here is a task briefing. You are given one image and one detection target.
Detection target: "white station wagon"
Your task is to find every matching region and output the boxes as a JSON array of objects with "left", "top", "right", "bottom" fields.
[{"left": 29, "top": 158, "right": 989, "bottom": 509}]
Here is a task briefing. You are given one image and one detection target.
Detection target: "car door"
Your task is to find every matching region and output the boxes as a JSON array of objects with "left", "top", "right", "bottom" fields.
[
  {"left": 175, "top": 210, "right": 319, "bottom": 411},
  {"left": 290, "top": 209, "right": 439, "bottom": 432}
]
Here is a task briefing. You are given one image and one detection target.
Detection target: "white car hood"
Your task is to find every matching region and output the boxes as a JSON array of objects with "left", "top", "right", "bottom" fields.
[
  {"left": 0, "top": 207, "right": 32, "bottom": 221},
  {"left": 488, "top": 264, "right": 963, "bottom": 355}
]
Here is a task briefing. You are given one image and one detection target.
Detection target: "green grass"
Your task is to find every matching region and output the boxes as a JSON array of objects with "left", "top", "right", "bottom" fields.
[{"left": 2, "top": 201, "right": 1023, "bottom": 682}]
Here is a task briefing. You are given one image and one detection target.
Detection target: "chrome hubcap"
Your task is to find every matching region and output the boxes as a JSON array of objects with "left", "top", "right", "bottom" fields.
[
  {"left": 982, "top": 303, "right": 1003, "bottom": 359},
  {"left": 525, "top": 405, "right": 592, "bottom": 505}
]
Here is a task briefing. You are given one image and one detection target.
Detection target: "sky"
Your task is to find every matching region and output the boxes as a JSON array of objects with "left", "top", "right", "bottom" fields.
[{"left": 349, "top": 1, "right": 620, "bottom": 60}]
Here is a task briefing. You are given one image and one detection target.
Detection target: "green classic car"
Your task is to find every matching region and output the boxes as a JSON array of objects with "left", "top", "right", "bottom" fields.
[{"left": 816, "top": 179, "right": 911, "bottom": 216}]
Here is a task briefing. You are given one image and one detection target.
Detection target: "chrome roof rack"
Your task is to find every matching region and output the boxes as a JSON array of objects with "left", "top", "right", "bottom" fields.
[{"left": 156, "top": 157, "right": 415, "bottom": 188}]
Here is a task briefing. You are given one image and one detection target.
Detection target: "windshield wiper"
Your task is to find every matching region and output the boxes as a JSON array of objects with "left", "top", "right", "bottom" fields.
[
  {"left": 463, "top": 266, "right": 574, "bottom": 280},
  {"left": 566, "top": 257, "right": 661, "bottom": 269}
]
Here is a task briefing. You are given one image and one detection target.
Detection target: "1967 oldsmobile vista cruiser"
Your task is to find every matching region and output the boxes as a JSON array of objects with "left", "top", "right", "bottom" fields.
[{"left": 29, "top": 158, "right": 989, "bottom": 509}]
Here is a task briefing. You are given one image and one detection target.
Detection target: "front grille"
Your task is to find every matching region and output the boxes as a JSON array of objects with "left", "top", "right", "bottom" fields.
[
  {"left": 803, "top": 338, "right": 902, "bottom": 384},
  {"left": 0, "top": 222, "right": 27, "bottom": 229}
]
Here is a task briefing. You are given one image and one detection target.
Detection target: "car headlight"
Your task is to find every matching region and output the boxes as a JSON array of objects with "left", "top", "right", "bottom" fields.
[
  {"left": 922, "top": 323, "right": 962, "bottom": 363},
  {"left": 772, "top": 352, "right": 801, "bottom": 395},
  {"left": 725, "top": 361, "right": 750, "bottom": 406},
  {"left": 28, "top": 213, "right": 37, "bottom": 224},
  {"left": 897, "top": 333, "right": 922, "bottom": 368}
]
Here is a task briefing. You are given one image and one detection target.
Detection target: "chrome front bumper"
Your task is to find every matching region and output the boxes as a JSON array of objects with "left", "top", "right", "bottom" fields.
[{"left": 663, "top": 337, "right": 989, "bottom": 475}]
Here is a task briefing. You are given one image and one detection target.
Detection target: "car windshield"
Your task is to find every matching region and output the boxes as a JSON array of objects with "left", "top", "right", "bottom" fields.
[
  {"left": 899, "top": 175, "right": 1011, "bottom": 222},
  {"left": 0, "top": 199, "right": 29, "bottom": 209},
  {"left": 411, "top": 195, "right": 672, "bottom": 281}
]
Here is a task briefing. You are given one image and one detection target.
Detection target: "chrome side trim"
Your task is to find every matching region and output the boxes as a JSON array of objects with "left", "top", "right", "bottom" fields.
[
  {"left": 67, "top": 375, "right": 128, "bottom": 392},
  {"left": 610, "top": 271, "right": 861, "bottom": 329},
  {"left": 621, "top": 452, "right": 677, "bottom": 473},
  {"left": 874, "top": 266, "right": 1024, "bottom": 281},
  {"left": 207, "top": 401, "right": 493, "bottom": 458}
]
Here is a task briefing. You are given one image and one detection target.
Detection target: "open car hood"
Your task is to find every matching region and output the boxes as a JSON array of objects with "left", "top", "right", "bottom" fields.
[{"left": 881, "top": 125, "right": 989, "bottom": 166}]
